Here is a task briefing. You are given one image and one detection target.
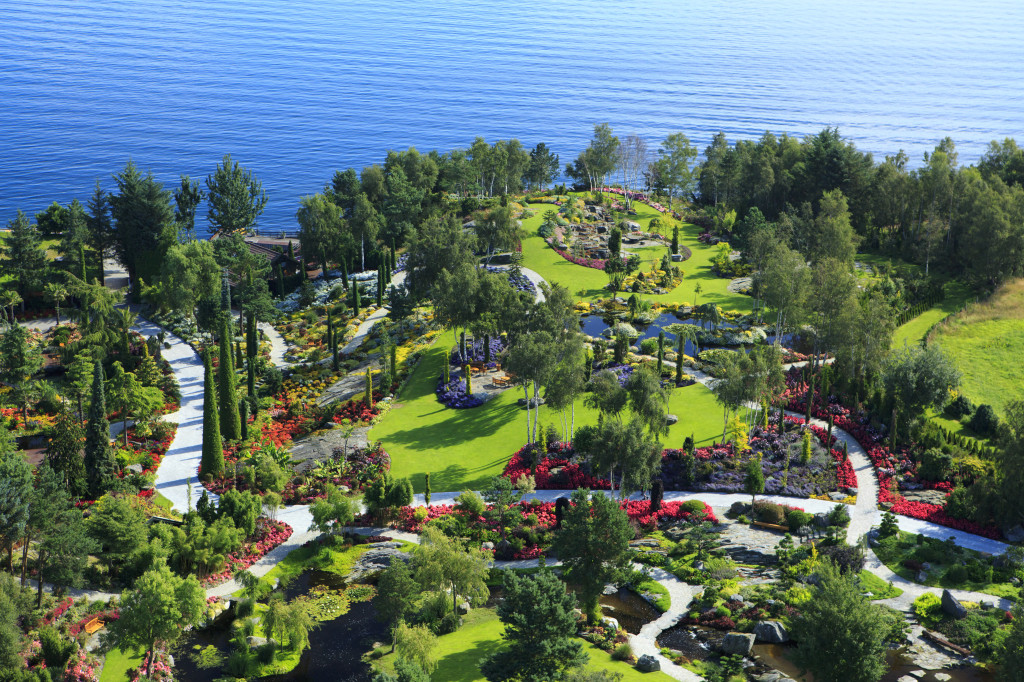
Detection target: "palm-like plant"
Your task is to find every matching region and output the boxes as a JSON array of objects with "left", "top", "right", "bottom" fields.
[
  {"left": 0, "top": 290, "right": 20, "bottom": 325},
  {"left": 112, "top": 307, "right": 138, "bottom": 357},
  {"left": 665, "top": 323, "right": 703, "bottom": 358},
  {"left": 44, "top": 282, "right": 69, "bottom": 325}
]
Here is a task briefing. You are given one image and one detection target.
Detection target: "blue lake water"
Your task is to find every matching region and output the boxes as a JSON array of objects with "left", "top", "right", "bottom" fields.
[{"left": 1, "top": 0, "right": 1022, "bottom": 234}]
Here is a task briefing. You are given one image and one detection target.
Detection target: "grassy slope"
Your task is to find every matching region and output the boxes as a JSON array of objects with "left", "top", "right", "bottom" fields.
[
  {"left": 928, "top": 279, "right": 1024, "bottom": 415},
  {"left": 371, "top": 339, "right": 727, "bottom": 493},
  {"left": 520, "top": 200, "right": 749, "bottom": 312},
  {"left": 373, "top": 607, "right": 674, "bottom": 682},
  {"left": 892, "top": 280, "right": 974, "bottom": 349}
]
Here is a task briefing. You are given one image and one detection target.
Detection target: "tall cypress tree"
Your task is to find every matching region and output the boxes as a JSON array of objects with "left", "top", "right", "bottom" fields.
[
  {"left": 201, "top": 349, "right": 224, "bottom": 479},
  {"left": 83, "top": 362, "right": 115, "bottom": 498},
  {"left": 218, "top": 320, "right": 241, "bottom": 441}
]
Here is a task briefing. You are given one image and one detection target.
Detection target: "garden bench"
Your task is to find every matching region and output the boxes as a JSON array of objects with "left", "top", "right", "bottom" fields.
[
  {"left": 84, "top": 618, "right": 104, "bottom": 635},
  {"left": 751, "top": 521, "right": 790, "bottom": 533}
]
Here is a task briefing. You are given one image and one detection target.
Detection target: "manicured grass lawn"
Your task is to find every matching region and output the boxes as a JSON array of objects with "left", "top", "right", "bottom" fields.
[
  {"left": 891, "top": 280, "right": 973, "bottom": 349},
  {"left": 520, "top": 200, "right": 749, "bottom": 313},
  {"left": 370, "top": 337, "right": 728, "bottom": 493},
  {"left": 372, "top": 606, "right": 675, "bottom": 682},
  {"left": 927, "top": 279, "right": 1024, "bottom": 415},
  {"left": 100, "top": 646, "right": 145, "bottom": 682},
  {"left": 858, "top": 569, "right": 903, "bottom": 600}
]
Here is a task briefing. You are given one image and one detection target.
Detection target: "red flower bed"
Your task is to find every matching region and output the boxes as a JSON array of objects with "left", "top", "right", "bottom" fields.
[
  {"left": 41, "top": 597, "right": 75, "bottom": 626},
  {"left": 201, "top": 518, "right": 293, "bottom": 586},
  {"left": 808, "top": 425, "right": 858, "bottom": 490},
  {"left": 395, "top": 498, "right": 717, "bottom": 558},
  {"left": 503, "top": 443, "right": 611, "bottom": 490},
  {"left": 546, "top": 238, "right": 608, "bottom": 270},
  {"left": 332, "top": 395, "right": 382, "bottom": 424},
  {"left": 783, "top": 371, "right": 1001, "bottom": 539}
]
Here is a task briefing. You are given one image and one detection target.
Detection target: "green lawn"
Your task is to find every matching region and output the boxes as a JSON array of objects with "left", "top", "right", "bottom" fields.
[
  {"left": 891, "top": 280, "right": 973, "bottom": 349},
  {"left": 520, "top": 200, "right": 749, "bottom": 313},
  {"left": 372, "top": 606, "right": 675, "bottom": 682},
  {"left": 928, "top": 279, "right": 1024, "bottom": 415},
  {"left": 100, "top": 646, "right": 145, "bottom": 682},
  {"left": 370, "top": 338, "right": 727, "bottom": 493},
  {"left": 858, "top": 569, "right": 903, "bottom": 600}
]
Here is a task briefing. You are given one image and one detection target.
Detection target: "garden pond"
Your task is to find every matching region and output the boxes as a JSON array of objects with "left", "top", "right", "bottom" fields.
[{"left": 579, "top": 313, "right": 793, "bottom": 355}]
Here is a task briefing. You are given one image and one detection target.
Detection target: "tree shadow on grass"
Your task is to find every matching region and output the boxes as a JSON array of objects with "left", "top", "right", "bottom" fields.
[
  {"left": 381, "top": 399, "right": 521, "bottom": 453},
  {"left": 431, "top": 636, "right": 504, "bottom": 682}
]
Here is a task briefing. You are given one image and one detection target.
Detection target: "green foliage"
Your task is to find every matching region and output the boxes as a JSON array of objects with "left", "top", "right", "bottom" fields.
[
  {"left": 87, "top": 494, "right": 148, "bottom": 578},
  {"left": 200, "top": 349, "right": 224, "bottom": 479},
  {"left": 480, "top": 567, "right": 587, "bottom": 681},
  {"left": 791, "top": 561, "right": 888, "bottom": 682},
  {"left": 308, "top": 485, "right": 355, "bottom": 536},
  {"left": 108, "top": 562, "right": 205, "bottom": 675},
  {"left": 878, "top": 512, "right": 899, "bottom": 538},
  {"left": 554, "top": 490, "right": 632, "bottom": 624},
  {"left": 217, "top": 488, "right": 262, "bottom": 537},
  {"left": 205, "top": 153, "right": 267, "bottom": 235},
  {"left": 971, "top": 403, "right": 1000, "bottom": 436},
  {"left": 412, "top": 526, "right": 490, "bottom": 620}
]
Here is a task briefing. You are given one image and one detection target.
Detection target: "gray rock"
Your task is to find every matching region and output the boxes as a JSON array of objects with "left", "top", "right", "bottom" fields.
[
  {"left": 602, "top": 584, "right": 619, "bottom": 596},
  {"left": 126, "top": 463, "right": 144, "bottom": 475},
  {"left": 1005, "top": 525, "right": 1024, "bottom": 543},
  {"left": 348, "top": 544, "right": 411, "bottom": 582},
  {"left": 719, "top": 632, "right": 755, "bottom": 656},
  {"left": 934, "top": 674, "right": 952, "bottom": 682},
  {"left": 481, "top": 542, "right": 495, "bottom": 551},
  {"left": 728, "top": 593, "right": 744, "bottom": 603},
  {"left": 601, "top": 616, "right": 619, "bottom": 631},
  {"left": 941, "top": 590, "right": 967, "bottom": 619},
  {"left": 635, "top": 654, "right": 660, "bottom": 672},
  {"left": 909, "top": 671, "right": 926, "bottom": 679},
  {"left": 916, "top": 571, "right": 928, "bottom": 583},
  {"left": 897, "top": 677, "right": 917, "bottom": 682},
  {"left": 753, "top": 620, "right": 790, "bottom": 644},
  {"left": 456, "top": 600, "right": 471, "bottom": 615},
  {"left": 247, "top": 636, "right": 278, "bottom": 648},
  {"left": 666, "top": 414, "right": 679, "bottom": 425},
  {"left": 671, "top": 254, "right": 683, "bottom": 262},
  {"left": 828, "top": 492, "right": 848, "bottom": 501}
]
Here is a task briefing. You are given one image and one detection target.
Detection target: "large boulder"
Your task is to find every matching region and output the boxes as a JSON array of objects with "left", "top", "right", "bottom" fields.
[
  {"left": 347, "top": 542, "right": 411, "bottom": 582},
  {"left": 753, "top": 620, "right": 790, "bottom": 644},
  {"left": 941, "top": 590, "right": 967, "bottom": 619},
  {"left": 635, "top": 654, "right": 661, "bottom": 672},
  {"left": 1005, "top": 525, "right": 1024, "bottom": 543},
  {"left": 719, "top": 632, "right": 755, "bottom": 656}
]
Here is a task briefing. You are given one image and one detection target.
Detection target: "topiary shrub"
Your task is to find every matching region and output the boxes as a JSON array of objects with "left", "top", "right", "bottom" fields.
[{"left": 970, "top": 404, "right": 999, "bottom": 436}]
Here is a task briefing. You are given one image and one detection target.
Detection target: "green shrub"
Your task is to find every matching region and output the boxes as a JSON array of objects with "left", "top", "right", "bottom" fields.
[
  {"left": 255, "top": 642, "right": 277, "bottom": 665},
  {"left": 827, "top": 504, "right": 851, "bottom": 527},
  {"left": 970, "top": 404, "right": 999, "bottom": 436},
  {"left": 681, "top": 499, "right": 707, "bottom": 515},
  {"left": 943, "top": 563, "right": 969, "bottom": 585},
  {"left": 919, "top": 448, "right": 953, "bottom": 481},
  {"left": 785, "top": 509, "right": 812, "bottom": 531},
  {"left": 611, "top": 643, "right": 633, "bottom": 661},
  {"left": 639, "top": 338, "right": 659, "bottom": 356},
  {"left": 946, "top": 394, "right": 974, "bottom": 419},
  {"left": 912, "top": 592, "right": 941, "bottom": 621},
  {"left": 753, "top": 500, "right": 785, "bottom": 525}
]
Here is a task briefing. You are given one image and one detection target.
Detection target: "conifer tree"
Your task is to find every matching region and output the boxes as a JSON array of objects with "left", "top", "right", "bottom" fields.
[
  {"left": 353, "top": 282, "right": 361, "bottom": 316},
  {"left": 136, "top": 343, "right": 161, "bottom": 387},
  {"left": 218, "top": 320, "right": 241, "bottom": 441},
  {"left": 365, "top": 369, "right": 374, "bottom": 408},
  {"left": 201, "top": 350, "right": 224, "bottom": 479},
  {"left": 46, "top": 406, "right": 87, "bottom": 498},
  {"left": 84, "top": 362, "right": 115, "bottom": 498}
]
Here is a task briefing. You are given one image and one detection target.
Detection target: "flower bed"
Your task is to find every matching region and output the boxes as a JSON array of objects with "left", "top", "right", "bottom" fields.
[
  {"left": 546, "top": 238, "right": 608, "bottom": 270},
  {"left": 201, "top": 518, "right": 293, "bottom": 586},
  {"left": 332, "top": 395, "right": 382, "bottom": 424},
  {"left": 507, "top": 425, "right": 852, "bottom": 499},
  {"left": 395, "top": 497, "right": 717, "bottom": 559},
  {"left": 450, "top": 337, "right": 506, "bottom": 366},
  {"left": 783, "top": 370, "right": 1001, "bottom": 539},
  {"left": 69, "top": 608, "right": 119, "bottom": 637},
  {"left": 484, "top": 266, "right": 536, "bottom": 296},
  {"left": 435, "top": 375, "right": 484, "bottom": 409}
]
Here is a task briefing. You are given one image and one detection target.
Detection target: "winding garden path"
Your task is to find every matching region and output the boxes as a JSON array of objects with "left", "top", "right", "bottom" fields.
[{"left": 131, "top": 316, "right": 1017, "bottom": 678}]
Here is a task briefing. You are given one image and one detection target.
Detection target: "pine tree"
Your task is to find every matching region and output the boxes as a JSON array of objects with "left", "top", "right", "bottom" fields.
[
  {"left": 1, "top": 210, "right": 47, "bottom": 307},
  {"left": 136, "top": 343, "right": 162, "bottom": 387},
  {"left": 201, "top": 350, "right": 224, "bottom": 480},
  {"left": 365, "top": 370, "right": 374, "bottom": 408},
  {"left": 239, "top": 398, "right": 249, "bottom": 441},
  {"left": 235, "top": 340, "right": 243, "bottom": 368},
  {"left": 352, "top": 283, "right": 361, "bottom": 316},
  {"left": 83, "top": 363, "right": 115, "bottom": 499},
  {"left": 46, "top": 406, "right": 87, "bottom": 498},
  {"left": 218, "top": 319, "right": 241, "bottom": 441}
]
